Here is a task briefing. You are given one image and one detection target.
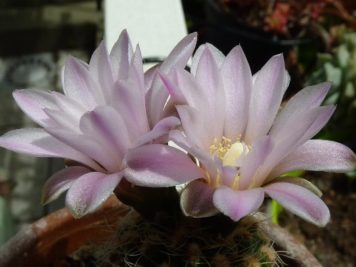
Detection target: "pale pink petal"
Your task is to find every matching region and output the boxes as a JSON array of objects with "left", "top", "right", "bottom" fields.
[
  {"left": 169, "top": 129, "right": 219, "bottom": 178},
  {"left": 270, "top": 82, "right": 331, "bottom": 136},
  {"left": 66, "top": 172, "right": 123, "bottom": 218},
  {"left": 79, "top": 106, "right": 132, "bottom": 162},
  {"left": 13, "top": 89, "right": 57, "bottom": 126},
  {"left": 191, "top": 43, "right": 225, "bottom": 75},
  {"left": 146, "top": 33, "right": 197, "bottom": 126},
  {"left": 160, "top": 32, "right": 197, "bottom": 73},
  {"left": 180, "top": 180, "right": 218, "bottom": 218},
  {"left": 296, "top": 105, "right": 336, "bottom": 145},
  {"left": 63, "top": 57, "right": 97, "bottom": 109},
  {"left": 89, "top": 41, "right": 114, "bottom": 102},
  {"left": 124, "top": 144, "right": 203, "bottom": 187},
  {"left": 174, "top": 70, "right": 206, "bottom": 109},
  {"left": 176, "top": 105, "right": 213, "bottom": 149},
  {"left": 213, "top": 187, "right": 265, "bottom": 221},
  {"left": 44, "top": 108, "right": 80, "bottom": 132},
  {"left": 0, "top": 128, "right": 101, "bottom": 170},
  {"left": 221, "top": 166, "right": 239, "bottom": 187},
  {"left": 109, "top": 29, "right": 134, "bottom": 80},
  {"left": 46, "top": 127, "right": 119, "bottom": 172},
  {"left": 194, "top": 45, "right": 224, "bottom": 139},
  {"left": 239, "top": 136, "right": 274, "bottom": 189},
  {"left": 158, "top": 70, "right": 187, "bottom": 104},
  {"left": 268, "top": 106, "right": 336, "bottom": 166},
  {"left": 145, "top": 77, "right": 170, "bottom": 127},
  {"left": 134, "top": 116, "right": 180, "bottom": 147},
  {"left": 111, "top": 80, "right": 149, "bottom": 137},
  {"left": 51, "top": 92, "right": 86, "bottom": 121},
  {"left": 264, "top": 182, "right": 330, "bottom": 226},
  {"left": 42, "top": 166, "right": 90, "bottom": 204},
  {"left": 245, "top": 54, "right": 289, "bottom": 143},
  {"left": 128, "top": 45, "right": 145, "bottom": 91},
  {"left": 221, "top": 45, "right": 252, "bottom": 139},
  {"left": 144, "top": 64, "right": 159, "bottom": 91},
  {"left": 267, "top": 177, "right": 322, "bottom": 197},
  {"left": 271, "top": 140, "right": 356, "bottom": 177},
  {"left": 257, "top": 106, "right": 336, "bottom": 185}
]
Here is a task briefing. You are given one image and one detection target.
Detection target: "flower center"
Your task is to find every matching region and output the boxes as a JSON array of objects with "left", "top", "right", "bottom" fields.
[{"left": 209, "top": 137, "right": 250, "bottom": 167}]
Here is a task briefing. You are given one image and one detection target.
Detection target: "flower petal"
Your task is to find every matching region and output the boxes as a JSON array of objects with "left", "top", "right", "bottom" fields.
[
  {"left": 180, "top": 180, "right": 218, "bottom": 218},
  {"left": 245, "top": 54, "right": 289, "bottom": 143},
  {"left": 89, "top": 41, "right": 114, "bottom": 102},
  {"left": 42, "top": 166, "right": 90, "bottom": 204},
  {"left": 221, "top": 45, "right": 252, "bottom": 139},
  {"left": 271, "top": 82, "right": 331, "bottom": 134},
  {"left": 0, "top": 128, "right": 100, "bottom": 170},
  {"left": 213, "top": 187, "right": 265, "bottom": 221},
  {"left": 264, "top": 182, "right": 330, "bottom": 226},
  {"left": 46, "top": 127, "right": 119, "bottom": 172},
  {"left": 255, "top": 106, "right": 336, "bottom": 185},
  {"left": 160, "top": 32, "right": 197, "bottom": 73},
  {"left": 134, "top": 116, "right": 180, "bottom": 147},
  {"left": 63, "top": 57, "right": 98, "bottom": 109},
  {"left": 109, "top": 29, "right": 134, "bottom": 80},
  {"left": 268, "top": 177, "right": 322, "bottom": 197},
  {"left": 145, "top": 77, "right": 170, "bottom": 127},
  {"left": 146, "top": 33, "right": 197, "bottom": 127},
  {"left": 66, "top": 172, "right": 123, "bottom": 218},
  {"left": 169, "top": 129, "right": 219, "bottom": 178},
  {"left": 191, "top": 43, "right": 225, "bottom": 75},
  {"left": 267, "top": 106, "right": 336, "bottom": 170},
  {"left": 176, "top": 105, "right": 213, "bottom": 149},
  {"left": 80, "top": 106, "right": 131, "bottom": 162},
  {"left": 158, "top": 70, "right": 187, "bottom": 105},
  {"left": 51, "top": 91, "right": 86, "bottom": 121},
  {"left": 296, "top": 106, "right": 336, "bottom": 145},
  {"left": 125, "top": 144, "right": 203, "bottom": 187},
  {"left": 173, "top": 70, "right": 206, "bottom": 109},
  {"left": 239, "top": 136, "right": 273, "bottom": 189},
  {"left": 271, "top": 140, "right": 356, "bottom": 177},
  {"left": 194, "top": 45, "right": 224, "bottom": 139},
  {"left": 13, "top": 89, "right": 57, "bottom": 126},
  {"left": 44, "top": 108, "right": 80, "bottom": 132},
  {"left": 111, "top": 79, "right": 149, "bottom": 137}
]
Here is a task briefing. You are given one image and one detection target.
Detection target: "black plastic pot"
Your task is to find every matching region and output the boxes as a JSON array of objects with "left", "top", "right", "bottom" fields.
[{"left": 204, "top": 0, "right": 308, "bottom": 73}]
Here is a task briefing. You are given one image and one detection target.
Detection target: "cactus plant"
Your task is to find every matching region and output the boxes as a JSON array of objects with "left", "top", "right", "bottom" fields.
[{"left": 307, "top": 29, "right": 356, "bottom": 148}]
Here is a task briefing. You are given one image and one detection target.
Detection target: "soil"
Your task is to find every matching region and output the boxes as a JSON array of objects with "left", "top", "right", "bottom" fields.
[{"left": 279, "top": 172, "right": 356, "bottom": 267}]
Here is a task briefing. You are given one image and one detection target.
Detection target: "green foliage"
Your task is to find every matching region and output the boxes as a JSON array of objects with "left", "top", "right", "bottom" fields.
[
  {"left": 307, "top": 29, "right": 356, "bottom": 147},
  {"left": 0, "top": 197, "right": 14, "bottom": 246},
  {"left": 271, "top": 200, "right": 283, "bottom": 225}
]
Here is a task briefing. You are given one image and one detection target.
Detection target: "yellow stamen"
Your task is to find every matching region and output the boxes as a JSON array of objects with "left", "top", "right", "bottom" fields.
[
  {"left": 231, "top": 174, "right": 240, "bottom": 190},
  {"left": 215, "top": 169, "right": 222, "bottom": 187},
  {"left": 208, "top": 135, "right": 251, "bottom": 189},
  {"left": 205, "top": 169, "right": 212, "bottom": 185}
]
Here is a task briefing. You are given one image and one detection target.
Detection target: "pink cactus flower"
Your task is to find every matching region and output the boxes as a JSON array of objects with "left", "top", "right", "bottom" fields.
[
  {"left": 160, "top": 43, "right": 356, "bottom": 226},
  {"left": 0, "top": 31, "right": 202, "bottom": 218}
]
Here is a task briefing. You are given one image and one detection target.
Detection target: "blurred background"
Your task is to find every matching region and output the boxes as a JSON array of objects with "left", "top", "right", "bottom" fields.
[{"left": 0, "top": 1, "right": 355, "bottom": 266}]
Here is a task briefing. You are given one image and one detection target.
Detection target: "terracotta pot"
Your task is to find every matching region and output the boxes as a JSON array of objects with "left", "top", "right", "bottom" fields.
[
  {"left": 0, "top": 196, "right": 127, "bottom": 267},
  {"left": 0, "top": 196, "right": 321, "bottom": 267}
]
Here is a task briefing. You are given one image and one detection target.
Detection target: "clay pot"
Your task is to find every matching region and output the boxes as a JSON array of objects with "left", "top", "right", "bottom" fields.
[
  {"left": 0, "top": 196, "right": 321, "bottom": 267},
  {"left": 0, "top": 196, "right": 127, "bottom": 267}
]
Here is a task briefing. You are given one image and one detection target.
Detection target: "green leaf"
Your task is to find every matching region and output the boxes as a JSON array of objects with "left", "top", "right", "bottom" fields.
[
  {"left": 0, "top": 197, "right": 14, "bottom": 245},
  {"left": 336, "top": 44, "right": 349, "bottom": 68},
  {"left": 324, "top": 63, "right": 342, "bottom": 87},
  {"left": 271, "top": 200, "right": 283, "bottom": 225}
]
